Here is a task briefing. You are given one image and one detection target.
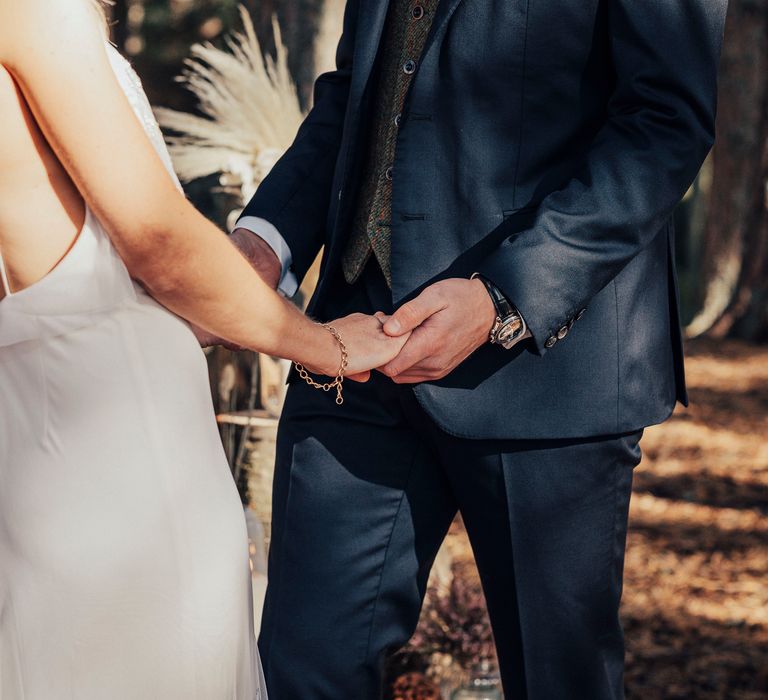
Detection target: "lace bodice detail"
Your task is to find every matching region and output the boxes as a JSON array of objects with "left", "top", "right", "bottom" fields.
[{"left": 106, "top": 44, "right": 182, "bottom": 192}]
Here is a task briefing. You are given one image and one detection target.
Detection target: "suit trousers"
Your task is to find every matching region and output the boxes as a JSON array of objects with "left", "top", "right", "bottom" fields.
[{"left": 258, "top": 263, "right": 643, "bottom": 699}]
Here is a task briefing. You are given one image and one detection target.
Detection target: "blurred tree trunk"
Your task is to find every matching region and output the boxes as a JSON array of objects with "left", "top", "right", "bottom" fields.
[
  {"left": 110, "top": 0, "right": 130, "bottom": 50},
  {"left": 687, "top": 0, "right": 768, "bottom": 340},
  {"left": 243, "top": 0, "right": 326, "bottom": 109}
]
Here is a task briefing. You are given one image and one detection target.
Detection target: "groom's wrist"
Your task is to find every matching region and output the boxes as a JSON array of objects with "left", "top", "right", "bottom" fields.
[
  {"left": 471, "top": 273, "right": 530, "bottom": 349},
  {"left": 232, "top": 216, "right": 299, "bottom": 297},
  {"left": 230, "top": 228, "right": 282, "bottom": 290}
]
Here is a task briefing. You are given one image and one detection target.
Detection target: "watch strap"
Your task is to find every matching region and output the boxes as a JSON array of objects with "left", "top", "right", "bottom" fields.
[{"left": 472, "top": 274, "right": 513, "bottom": 319}]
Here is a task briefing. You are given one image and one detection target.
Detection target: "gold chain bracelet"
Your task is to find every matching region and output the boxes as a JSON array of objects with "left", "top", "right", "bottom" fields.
[{"left": 294, "top": 324, "right": 349, "bottom": 405}]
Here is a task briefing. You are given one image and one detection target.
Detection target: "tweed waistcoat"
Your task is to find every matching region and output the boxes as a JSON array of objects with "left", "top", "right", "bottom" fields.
[{"left": 341, "top": 0, "right": 441, "bottom": 287}]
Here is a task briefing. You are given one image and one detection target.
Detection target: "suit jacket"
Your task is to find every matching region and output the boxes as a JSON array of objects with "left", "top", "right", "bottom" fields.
[{"left": 241, "top": 0, "right": 728, "bottom": 440}]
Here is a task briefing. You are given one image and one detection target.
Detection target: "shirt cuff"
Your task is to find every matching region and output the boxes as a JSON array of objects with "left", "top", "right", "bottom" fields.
[{"left": 233, "top": 216, "right": 299, "bottom": 298}]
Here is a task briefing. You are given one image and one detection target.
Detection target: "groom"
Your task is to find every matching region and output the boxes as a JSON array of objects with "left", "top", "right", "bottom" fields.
[{"left": 231, "top": 1, "right": 727, "bottom": 697}]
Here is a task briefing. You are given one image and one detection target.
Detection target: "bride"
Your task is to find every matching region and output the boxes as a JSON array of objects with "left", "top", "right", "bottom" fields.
[{"left": 0, "top": 0, "right": 407, "bottom": 697}]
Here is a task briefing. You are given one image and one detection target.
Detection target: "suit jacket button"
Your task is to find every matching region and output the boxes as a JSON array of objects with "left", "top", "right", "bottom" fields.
[
  {"left": 576, "top": 308, "right": 586, "bottom": 320},
  {"left": 557, "top": 325, "right": 569, "bottom": 340},
  {"left": 545, "top": 336, "right": 558, "bottom": 349}
]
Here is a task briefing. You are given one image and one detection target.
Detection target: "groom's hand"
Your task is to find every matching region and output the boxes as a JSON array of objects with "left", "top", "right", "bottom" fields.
[
  {"left": 378, "top": 278, "right": 496, "bottom": 383},
  {"left": 192, "top": 229, "right": 282, "bottom": 348}
]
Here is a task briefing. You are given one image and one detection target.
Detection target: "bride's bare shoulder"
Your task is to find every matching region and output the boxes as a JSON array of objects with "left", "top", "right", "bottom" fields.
[
  {"left": 0, "top": 0, "right": 102, "bottom": 66},
  {"left": 0, "top": 0, "right": 96, "bottom": 21}
]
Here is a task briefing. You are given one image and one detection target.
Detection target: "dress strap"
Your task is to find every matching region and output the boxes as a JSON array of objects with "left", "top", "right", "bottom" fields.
[{"left": 0, "top": 248, "right": 11, "bottom": 296}]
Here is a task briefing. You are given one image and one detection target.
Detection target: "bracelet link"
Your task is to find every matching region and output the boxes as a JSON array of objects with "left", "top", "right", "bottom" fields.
[{"left": 294, "top": 324, "right": 348, "bottom": 405}]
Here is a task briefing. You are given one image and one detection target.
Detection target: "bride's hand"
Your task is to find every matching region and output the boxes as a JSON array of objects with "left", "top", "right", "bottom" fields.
[{"left": 305, "top": 313, "right": 410, "bottom": 383}]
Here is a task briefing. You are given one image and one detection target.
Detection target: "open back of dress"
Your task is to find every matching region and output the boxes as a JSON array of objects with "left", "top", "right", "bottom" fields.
[{"left": 0, "top": 44, "right": 265, "bottom": 700}]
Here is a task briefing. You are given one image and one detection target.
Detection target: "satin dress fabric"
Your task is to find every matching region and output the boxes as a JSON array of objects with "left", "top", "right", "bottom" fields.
[{"left": 0, "top": 44, "right": 266, "bottom": 699}]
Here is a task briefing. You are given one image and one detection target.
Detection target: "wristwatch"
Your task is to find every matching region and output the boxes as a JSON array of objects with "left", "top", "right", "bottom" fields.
[{"left": 471, "top": 273, "right": 527, "bottom": 350}]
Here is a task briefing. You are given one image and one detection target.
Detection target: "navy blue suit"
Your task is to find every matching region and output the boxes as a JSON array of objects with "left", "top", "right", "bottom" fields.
[{"left": 243, "top": 1, "right": 727, "bottom": 697}]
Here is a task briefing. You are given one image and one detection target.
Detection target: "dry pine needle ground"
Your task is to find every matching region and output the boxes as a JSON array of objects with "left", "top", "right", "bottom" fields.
[{"left": 437, "top": 339, "right": 768, "bottom": 699}]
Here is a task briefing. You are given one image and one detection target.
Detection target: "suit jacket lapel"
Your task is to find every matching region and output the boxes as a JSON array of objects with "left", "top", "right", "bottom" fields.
[
  {"left": 349, "top": 0, "right": 467, "bottom": 109},
  {"left": 421, "top": 0, "right": 466, "bottom": 63},
  {"left": 351, "top": 0, "right": 462, "bottom": 100},
  {"left": 329, "top": 0, "right": 467, "bottom": 269},
  {"left": 349, "top": 0, "right": 392, "bottom": 108}
]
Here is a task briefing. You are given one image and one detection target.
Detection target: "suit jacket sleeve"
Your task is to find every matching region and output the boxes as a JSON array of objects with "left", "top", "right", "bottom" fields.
[
  {"left": 477, "top": 0, "right": 728, "bottom": 354},
  {"left": 238, "top": 0, "right": 358, "bottom": 286}
]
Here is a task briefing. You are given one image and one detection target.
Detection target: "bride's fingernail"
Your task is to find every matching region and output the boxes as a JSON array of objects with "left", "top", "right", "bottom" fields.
[{"left": 386, "top": 319, "right": 401, "bottom": 334}]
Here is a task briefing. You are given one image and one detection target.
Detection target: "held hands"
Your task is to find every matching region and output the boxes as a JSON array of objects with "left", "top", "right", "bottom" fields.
[
  {"left": 311, "top": 313, "right": 412, "bottom": 383},
  {"left": 317, "top": 278, "right": 494, "bottom": 387},
  {"left": 191, "top": 227, "right": 411, "bottom": 384},
  {"left": 377, "top": 278, "right": 496, "bottom": 384},
  {"left": 193, "top": 224, "right": 491, "bottom": 387}
]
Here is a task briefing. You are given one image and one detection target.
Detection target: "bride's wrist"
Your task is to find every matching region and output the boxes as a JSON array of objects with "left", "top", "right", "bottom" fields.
[
  {"left": 318, "top": 326, "right": 343, "bottom": 377},
  {"left": 293, "top": 323, "right": 350, "bottom": 405},
  {"left": 297, "top": 321, "right": 343, "bottom": 377}
]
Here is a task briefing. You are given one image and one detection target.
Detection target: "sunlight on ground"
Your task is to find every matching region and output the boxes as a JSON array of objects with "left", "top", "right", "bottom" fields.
[{"left": 439, "top": 339, "right": 768, "bottom": 699}]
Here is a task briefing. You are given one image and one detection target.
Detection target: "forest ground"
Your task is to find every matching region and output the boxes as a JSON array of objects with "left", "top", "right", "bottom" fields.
[
  {"left": 624, "top": 338, "right": 768, "bottom": 699},
  {"left": 444, "top": 338, "right": 768, "bottom": 699}
]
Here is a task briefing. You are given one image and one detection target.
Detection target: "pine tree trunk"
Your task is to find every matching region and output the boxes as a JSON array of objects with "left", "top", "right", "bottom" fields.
[
  {"left": 686, "top": 0, "right": 768, "bottom": 340},
  {"left": 107, "top": 0, "right": 130, "bottom": 51}
]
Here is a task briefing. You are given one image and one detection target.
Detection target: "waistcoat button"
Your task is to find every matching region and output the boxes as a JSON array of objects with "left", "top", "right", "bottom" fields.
[
  {"left": 412, "top": 5, "right": 425, "bottom": 19},
  {"left": 403, "top": 59, "right": 417, "bottom": 75}
]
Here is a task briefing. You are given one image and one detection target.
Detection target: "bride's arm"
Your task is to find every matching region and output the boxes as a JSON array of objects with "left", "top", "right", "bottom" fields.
[{"left": 0, "top": 0, "right": 404, "bottom": 376}]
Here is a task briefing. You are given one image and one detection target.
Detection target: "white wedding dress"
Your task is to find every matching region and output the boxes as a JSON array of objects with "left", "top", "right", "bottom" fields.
[{"left": 0, "top": 44, "right": 266, "bottom": 699}]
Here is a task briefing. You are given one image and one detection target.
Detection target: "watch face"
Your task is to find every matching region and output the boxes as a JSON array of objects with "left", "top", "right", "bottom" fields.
[{"left": 497, "top": 318, "right": 522, "bottom": 344}]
